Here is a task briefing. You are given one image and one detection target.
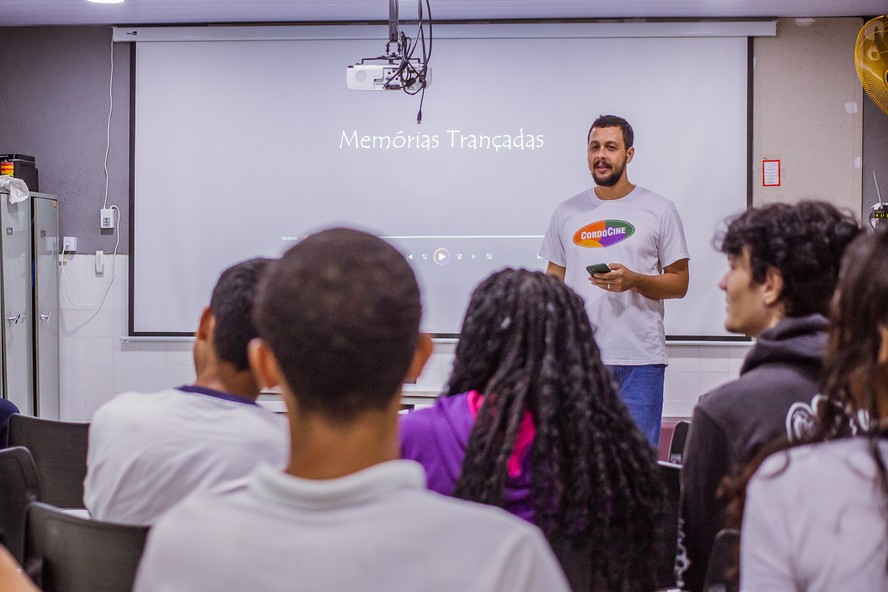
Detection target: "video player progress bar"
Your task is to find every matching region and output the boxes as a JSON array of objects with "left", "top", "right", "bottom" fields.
[{"left": 382, "top": 235, "right": 544, "bottom": 239}]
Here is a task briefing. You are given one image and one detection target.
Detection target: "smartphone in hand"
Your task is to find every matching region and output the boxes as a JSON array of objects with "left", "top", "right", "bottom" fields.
[{"left": 586, "top": 263, "right": 611, "bottom": 276}]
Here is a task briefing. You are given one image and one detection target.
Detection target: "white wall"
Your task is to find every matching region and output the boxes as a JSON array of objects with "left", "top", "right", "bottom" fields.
[
  {"left": 752, "top": 17, "right": 863, "bottom": 211},
  {"left": 58, "top": 254, "right": 195, "bottom": 420},
  {"left": 58, "top": 253, "right": 748, "bottom": 421}
]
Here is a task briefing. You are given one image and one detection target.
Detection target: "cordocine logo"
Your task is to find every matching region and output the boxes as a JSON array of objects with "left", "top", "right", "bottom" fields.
[{"left": 572, "top": 220, "right": 635, "bottom": 248}]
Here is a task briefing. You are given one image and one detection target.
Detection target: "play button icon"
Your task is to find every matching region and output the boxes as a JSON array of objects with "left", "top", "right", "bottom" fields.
[{"left": 433, "top": 248, "right": 451, "bottom": 266}]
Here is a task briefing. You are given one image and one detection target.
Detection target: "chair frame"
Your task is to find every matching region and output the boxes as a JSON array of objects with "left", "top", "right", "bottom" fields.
[
  {"left": 657, "top": 461, "right": 682, "bottom": 590},
  {"left": 7, "top": 415, "right": 90, "bottom": 509},
  {"left": 0, "top": 446, "right": 41, "bottom": 564},
  {"left": 23, "top": 501, "right": 150, "bottom": 592},
  {"left": 703, "top": 527, "right": 740, "bottom": 592},
  {"left": 667, "top": 420, "right": 690, "bottom": 465}
]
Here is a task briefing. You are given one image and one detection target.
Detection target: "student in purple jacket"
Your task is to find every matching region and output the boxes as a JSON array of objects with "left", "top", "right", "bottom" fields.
[
  {"left": 400, "top": 268, "right": 666, "bottom": 592},
  {"left": 0, "top": 399, "right": 19, "bottom": 448}
]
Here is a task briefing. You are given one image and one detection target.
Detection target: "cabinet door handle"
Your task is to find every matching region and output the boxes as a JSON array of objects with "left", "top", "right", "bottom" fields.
[
  {"left": 6, "top": 314, "right": 21, "bottom": 325},
  {"left": 39, "top": 311, "right": 52, "bottom": 322}
]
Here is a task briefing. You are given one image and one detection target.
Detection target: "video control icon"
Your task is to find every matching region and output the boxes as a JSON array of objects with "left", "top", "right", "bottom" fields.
[{"left": 433, "top": 248, "right": 451, "bottom": 266}]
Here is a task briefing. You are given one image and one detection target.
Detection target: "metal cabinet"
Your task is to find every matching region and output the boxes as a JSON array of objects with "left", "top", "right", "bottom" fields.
[
  {"left": 0, "top": 190, "right": 59, "bottom": 417},
  {"left": 1, "top": 191, "right": 33, "bottom": 413},
  {"left": 33, "top": 195, "right": 59, "bottom": 418}
]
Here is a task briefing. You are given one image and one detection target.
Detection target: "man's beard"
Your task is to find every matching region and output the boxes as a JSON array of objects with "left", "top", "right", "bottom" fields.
[{"left": 592, "top": 161, "right": 625, "bottom": 187}]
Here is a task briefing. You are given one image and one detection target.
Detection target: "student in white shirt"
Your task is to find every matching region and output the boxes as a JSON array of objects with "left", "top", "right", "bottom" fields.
[{"left": 84, "top": 258, "right": 288, "bottom": 525}]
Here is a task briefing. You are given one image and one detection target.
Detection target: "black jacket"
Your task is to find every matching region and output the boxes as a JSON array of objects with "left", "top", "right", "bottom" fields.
[{"left": 676, "top": 314, "right": 827, "bottom": 592}]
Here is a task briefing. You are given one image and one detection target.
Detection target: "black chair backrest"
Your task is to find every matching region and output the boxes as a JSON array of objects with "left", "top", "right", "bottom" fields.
[
  {"left": 656, "top": 461, "right": 681, "bottom": 589},
  {"left": 703, "top": 528, "right": 740, "bottom": 592},
  {"left": 0, "top": 447, "right": 41, "bottom": 564},
  {"left": 668, "top": 420, "right": 690, "bottom": 464},
  {"left": 23, "top": 501, "right": 150, "bottom": 592},
  {"left": 7, "top": 415, "right": 90, "bottom": 509}
]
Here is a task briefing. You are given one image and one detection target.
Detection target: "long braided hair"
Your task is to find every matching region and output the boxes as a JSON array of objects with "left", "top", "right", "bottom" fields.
[{"left": 446, "top": 268, "right": 665, "bottom": 591}]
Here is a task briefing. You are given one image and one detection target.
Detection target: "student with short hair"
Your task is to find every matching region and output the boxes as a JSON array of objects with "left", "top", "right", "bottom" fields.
[
  {"left": 134, "top": 228, "right": 570, "bottom": 592},
  {"left": 84, "top": 258, "right": 288, "bottom": 525}
]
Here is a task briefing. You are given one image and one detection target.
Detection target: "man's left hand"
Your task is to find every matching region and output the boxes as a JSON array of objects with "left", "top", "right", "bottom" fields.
[{"left": 589, "top": 263, "right": 636, "bottom": 293}]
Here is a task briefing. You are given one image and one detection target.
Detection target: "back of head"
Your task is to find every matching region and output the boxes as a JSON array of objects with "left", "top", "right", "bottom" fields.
[
  {"left": 717, "top": 200, "right": 861, "bottom": 317},
  {"left": 822, "top": 228, "right": 888, "bottom": 420},
  {"left": 253, "top": 228, "right": 421, "bottom": 421},
  {"left": 448, "top": 269, "right": 605, "bottom": 406},
  {"left": 588, "top": 114, "right": 634, "bottom": 148},
  {"left": 447, "top": 268, "right": 664, "bottom": 590},
  {"left": 209, "top": 258, "right": 273, "bottom": 371}
]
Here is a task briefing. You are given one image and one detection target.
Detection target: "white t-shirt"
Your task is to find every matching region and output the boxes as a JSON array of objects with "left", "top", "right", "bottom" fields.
[
  {"left": 134, "top": 460, "right": 571, "bottom": 592},
  {"left": 84, "top": 386, "right": 289, "bottom": 525},
  {"left": 741, "top": 438, "right": 888, "bottom": 592},
  {"left": 539, "top": 186, "right": 689, "bottom": 365}
]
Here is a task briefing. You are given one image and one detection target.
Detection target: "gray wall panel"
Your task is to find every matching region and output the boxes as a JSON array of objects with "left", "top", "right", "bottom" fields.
[{"left": 0, "top": 26, "right": 130, "bottom": 254}]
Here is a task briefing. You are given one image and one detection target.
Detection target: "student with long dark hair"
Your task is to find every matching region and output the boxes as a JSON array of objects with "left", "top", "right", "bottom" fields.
[
  {"left": 740, "top": 228, "right": 888, "bottom": 591},
  {"left": 400, "top": 268, "right": 666, "bottom": 592}
]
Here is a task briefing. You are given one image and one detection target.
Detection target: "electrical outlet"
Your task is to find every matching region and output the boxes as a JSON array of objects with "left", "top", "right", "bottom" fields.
[
  {"left": 62, "top": 236, "right": 77, "bottom": 253},
  {"left": 100, "top": 208, "right": 115, "bottom": 229},
  {"left": 95, "top": 250, "right": 105, "bottom": 274}
]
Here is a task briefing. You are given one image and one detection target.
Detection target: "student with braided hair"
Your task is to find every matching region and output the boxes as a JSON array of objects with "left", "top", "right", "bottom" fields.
[{"left": 400, "top": 268, "right": 666, "bottom": 592}]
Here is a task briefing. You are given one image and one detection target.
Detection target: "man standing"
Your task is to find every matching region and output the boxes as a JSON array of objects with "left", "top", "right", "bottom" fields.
[
  {"left": 676, "top": 201, "right": 861, "bottom": 592},
  {"left": 540, "top": 115, "right": 689, "bottom": 446}
]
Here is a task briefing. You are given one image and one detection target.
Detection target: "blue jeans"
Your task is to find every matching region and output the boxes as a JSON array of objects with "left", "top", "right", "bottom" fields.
[{"left": 607, "top": 364, "right": 665, "bottom": 448}]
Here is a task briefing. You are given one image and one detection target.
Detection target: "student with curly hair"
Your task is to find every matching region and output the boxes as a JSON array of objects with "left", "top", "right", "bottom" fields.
[
  {"left": 400, "top": 268, "right": 666, "bottom": 592},
  {"left": 678, "top": 201, "right": 861, "bottom": 591},
  {"left": 740, "top": 228, "right": 888, "bottom": 591}
]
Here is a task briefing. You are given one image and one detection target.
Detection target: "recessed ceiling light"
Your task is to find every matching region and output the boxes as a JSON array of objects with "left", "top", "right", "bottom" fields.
[{"left": 87, "top": 0, "right": 125, "bottom": 4}]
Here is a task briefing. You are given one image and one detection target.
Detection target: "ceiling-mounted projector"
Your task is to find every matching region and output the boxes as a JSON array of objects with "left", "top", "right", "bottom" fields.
[
  {"left": 346, "top": 61, "right": 431, "bottom": 92},
  {"left": 346, "top": 0, "right": 432, "bottom": 120}
]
